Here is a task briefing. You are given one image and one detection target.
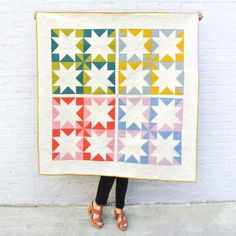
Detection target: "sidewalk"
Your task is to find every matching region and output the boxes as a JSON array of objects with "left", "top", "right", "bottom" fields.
[{"left": 0, "top": 202, "right": 235, "bottom": 236}]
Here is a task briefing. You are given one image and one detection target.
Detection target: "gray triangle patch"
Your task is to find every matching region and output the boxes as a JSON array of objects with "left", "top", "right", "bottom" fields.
[{"left": 161, "top": 29, "right": 174, "bottom": 37}]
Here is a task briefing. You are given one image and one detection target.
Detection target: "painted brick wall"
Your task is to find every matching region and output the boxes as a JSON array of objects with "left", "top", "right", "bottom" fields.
[{"left": 0, "top": 0, "right": 236, "bottom": 205}]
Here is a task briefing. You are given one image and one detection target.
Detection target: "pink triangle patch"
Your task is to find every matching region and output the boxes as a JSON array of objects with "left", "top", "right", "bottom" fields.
[
  {"left": 61, "top": 153, "right": 74, "bottom": 160},
  {"left": 62, "top": 121, "right": 74, "bottom": 129},
  {"left": 52, "top": 107, "right": 60, "bottom": 120},
  {"left": 129, "top": 98, "right": 140, "bottom": 105},
  {"left": 159, "top": 124, "right": 172, "bottom": 131},
  {"left": 158, "top": 158, "right": 172, "bottom": 165},
  {"left": 176, "top": 109, "right": 183, "bottom": 121}
]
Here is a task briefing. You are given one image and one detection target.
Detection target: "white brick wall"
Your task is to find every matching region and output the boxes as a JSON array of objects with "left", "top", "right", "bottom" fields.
[{"left": 0, "top": 0, "right": 236, "bottom": 205}]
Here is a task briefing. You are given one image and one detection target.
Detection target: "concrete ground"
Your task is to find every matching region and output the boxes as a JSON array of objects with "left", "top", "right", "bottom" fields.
[{"left": 0, "top": 202, "right": 235, "bottom": 236}]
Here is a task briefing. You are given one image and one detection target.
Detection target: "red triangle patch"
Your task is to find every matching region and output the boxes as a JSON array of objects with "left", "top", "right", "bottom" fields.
[
  {"left": 52, "top": 138, "right": 59, "bottom": 151},
  {"left": 61, "top": 128, "right": 74, "bottom": 135},
  {"left": 93, "top": 122, "right": 105, "bottom": 129},
  {"left": 62, "top": 97, "right": 74, "bottom": 104},
  {"left": 93, "top": 154, "right": 104, "bottom": 161},
  {"left": 83, "top": 138, "right": 90, "bottom": 151}
]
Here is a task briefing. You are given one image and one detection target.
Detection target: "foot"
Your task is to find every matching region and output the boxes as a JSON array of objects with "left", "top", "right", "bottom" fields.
[
  {"left": 92, "top": 200, "right": 104, "bottom": 227},
  {"left": 115, "top": 208, "right": 128, "bottom": 230}
]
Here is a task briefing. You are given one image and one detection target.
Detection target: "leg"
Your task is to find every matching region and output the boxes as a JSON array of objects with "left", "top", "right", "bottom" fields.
[
  {"left": 115, "top": 177, "right": 129, "bottom": 230},
  {"left": 95, "top": 175, "right": 116, "bottom": 206},
  {"left": 90, "top": 176, "right": 116, "bottom": 228},
  {"left": 115, "top": 177, "right": 129, "bottom": 209}
]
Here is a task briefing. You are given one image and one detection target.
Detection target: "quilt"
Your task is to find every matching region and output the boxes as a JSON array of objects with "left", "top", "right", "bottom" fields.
[{"left": 36, "top": 12, "right": 199, "bottom": 182}]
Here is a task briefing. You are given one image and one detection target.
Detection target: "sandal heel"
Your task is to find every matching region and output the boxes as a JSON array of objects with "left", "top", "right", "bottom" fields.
[
  {"left": 88, "top": 200, "right": 104, "bottom": 229},
  {"left": 88, "top": 206, "right": 91, "bottom": 214}
]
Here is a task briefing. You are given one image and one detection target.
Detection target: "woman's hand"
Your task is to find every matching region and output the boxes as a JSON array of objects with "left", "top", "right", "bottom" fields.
[{"left": 198, "top": 12, "right": 203, "bottom": 21}]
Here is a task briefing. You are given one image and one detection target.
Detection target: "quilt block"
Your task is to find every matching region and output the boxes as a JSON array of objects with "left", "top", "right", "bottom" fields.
[{"left": 36, "top": 12, "right": 199, "bottom": 181}]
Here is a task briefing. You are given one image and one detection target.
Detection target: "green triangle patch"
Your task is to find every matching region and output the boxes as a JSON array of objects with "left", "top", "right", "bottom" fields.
[
  {"left": 52, "top": 71, "right": 59, "bottom": 84},
  {"left": 61, "top": 29, "right": 74, "bottom": 36},
  {"left": 76, "top": 39, "right": 84, "bottom": 52},
  {"left": 108, "top": 39, "right": 116, "bottom": 52},
  {"left": 93, "top": 55, "right": 106, "bottom": 62},
  {"left": 61, "top": 62, "right": 74, "bottom": 69},
  {"left": 94, "top": 87, "right": 105, "bottom": 94}
]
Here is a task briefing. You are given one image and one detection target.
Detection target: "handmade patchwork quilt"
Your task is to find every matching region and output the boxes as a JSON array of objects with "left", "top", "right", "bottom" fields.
[{"left": 36, "top": 12, "right": 199, "bottom": 181}]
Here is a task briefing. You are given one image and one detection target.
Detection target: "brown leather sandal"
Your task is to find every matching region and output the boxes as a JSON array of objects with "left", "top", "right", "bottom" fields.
[
  {"left": 88, "top": 200, "right": 104, "bottom": 229},
  {"left": 114, "top": 209, "right": 128, "bottom": 231}
]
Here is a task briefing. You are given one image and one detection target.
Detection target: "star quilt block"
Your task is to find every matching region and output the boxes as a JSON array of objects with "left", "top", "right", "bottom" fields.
[
  {"left": 118, "top": 29, "right": 184, "bottom": 95},
  {"left": 52, "top": 97, "right": 115, "bottom": 161},
  {"left": 51, "top": 29, "right": 116, "bottom": 94},
  {"left": 117, "top": 98, "right": 183, "bottom": 165}
]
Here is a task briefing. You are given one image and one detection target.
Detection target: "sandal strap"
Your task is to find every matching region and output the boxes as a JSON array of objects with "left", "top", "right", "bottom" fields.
[
  {"left": 93, "top": 217, "right": 103, "bottom": 224},
  {"left": 118, "top": 219, "right": 128, "bottom": 227},
  {"left": 115, "top": 212, "right": 125, "bottom": 218},
  {"left": 92, "top": 208, "right": 103, "bottom": 215},
  {"left": 91, "top": 201, "right": 103, "bottom": 215}
]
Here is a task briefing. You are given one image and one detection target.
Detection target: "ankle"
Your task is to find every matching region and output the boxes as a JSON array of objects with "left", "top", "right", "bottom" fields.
[
  {"left": 94, "top": 200, "right": 103, "bottom": 208},
  {"left": 115, "top": 207, "right": 124, "bottom": 212}
]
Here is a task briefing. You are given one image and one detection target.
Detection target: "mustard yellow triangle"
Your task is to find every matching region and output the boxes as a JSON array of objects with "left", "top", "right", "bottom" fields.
[
  {"left": 119, "top": 62, "right": 127, "bottom": 70},
  {"left": 153, "top": 55, "right": 159, "bottom": 62},
  {"left": 143, "top": 62, "right": 149, "bottom": 70},
  {"left": 143, "top": 62, "right": 158, "bottom": 70},
  {"left": 128, "top": 62, "right": 141, "bottom": 69},
  {"left": 177, "top": 31, "right": 184, "bottom": 38},
  {"left": 150, "top": 71, "right": 158, "bottom": 85},
  {"left": 151, "top": 87, "right": 159, "bottom": 94},
  {"left": 120, "top": 29, "right": 127, "bottom": 36},
  {"left": 119, "top": 86, "right": 126, "bottom": 93},
  {"left": 160, "top": 87, "right": 174, "bottom": 95},
  {"left": 143, "top": 29, "right": 151, "bottom": 37},
  {"left": 119, "top": 71, "right": 126, "bottom": 85},
  {"left": 144, "top": 39, "right": 152, "bottom": 52},
  {"left": 150, "top": 64, "right": 158, "bottom": 70},
  {"left": 177, "top": 39, "right": 184, "bottom": 52},
  {"left": 176, "top": 54, "right": 184, "bottom": 62},
  {"left": 175, "top": 88, "right": 183, "bottom": 95},
  {"left": 161, "top": 55, "right": 174, "bottom": 62},
  {"left": 129, "top": 29, "right": 142, "bottom": 36}
]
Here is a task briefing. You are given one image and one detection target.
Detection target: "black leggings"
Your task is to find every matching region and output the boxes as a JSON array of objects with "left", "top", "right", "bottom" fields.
[{"left": 95, "top": 176, "right": 129, "bottom": 209}]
